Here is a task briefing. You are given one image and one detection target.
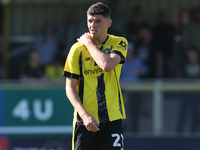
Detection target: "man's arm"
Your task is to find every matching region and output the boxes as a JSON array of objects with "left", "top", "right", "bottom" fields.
[
  {"left": 65, "top": 77, "right": 100, "bottom": 132},
  {"left": 77, "top": 33, "right": 121, "bottom": 72}
]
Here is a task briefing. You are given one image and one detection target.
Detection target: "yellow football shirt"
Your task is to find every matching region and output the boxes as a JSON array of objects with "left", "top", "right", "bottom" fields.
[{"left": 64, "top": 34, "right": 128, "bottom": 124}]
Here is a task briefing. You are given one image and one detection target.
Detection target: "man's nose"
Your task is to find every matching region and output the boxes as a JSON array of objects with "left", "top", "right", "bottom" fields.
[{"left": 91, "top": 21, "right": 96, "bottom": 27}]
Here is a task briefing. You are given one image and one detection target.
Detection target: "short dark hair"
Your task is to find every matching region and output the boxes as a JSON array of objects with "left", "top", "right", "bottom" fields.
[{"left": 87, "top": 2, "right": 110, "bottom": 19}]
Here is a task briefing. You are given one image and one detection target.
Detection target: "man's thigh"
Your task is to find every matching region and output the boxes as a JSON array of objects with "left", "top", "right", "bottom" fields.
[
  {"left": 73, "top": 120, "right": 124, "bottom": 150},
  {"left": 73, "top": 124, "right": 100, "bottom": 150},
  {"left": 99, "top": 119, "right": 124, "bottom": 150}
]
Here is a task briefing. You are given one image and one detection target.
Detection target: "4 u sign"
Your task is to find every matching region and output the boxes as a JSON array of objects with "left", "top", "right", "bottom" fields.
[
  {"left": 12, "top": 99, "right": 53, "bottom": 121},
  {"left": 0, "top": 88, "right": 73, "bottom": 135}
]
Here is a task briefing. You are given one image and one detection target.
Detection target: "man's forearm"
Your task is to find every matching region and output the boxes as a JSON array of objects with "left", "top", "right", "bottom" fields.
[
  {"left": 66, "top": 87, "right": 88, "bottom": 118},
  {"left": 86, "top": 41, "right": 108, "bottom": 67},
  {"left": 66, "top": 84, "right": 100, "bottom": 132}
]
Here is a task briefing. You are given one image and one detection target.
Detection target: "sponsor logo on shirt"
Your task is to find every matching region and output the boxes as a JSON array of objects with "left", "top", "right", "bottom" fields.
[
  {"left": 84, "top": 68, "right": 103, "bottom": 75},
  {"left": 102, "top": 48, "right": 111, "bottom": 55},
  {"left": 118, "top": 40, "right": 127, "bottom": 49},
  {"left": 85, "top": 57, "right": 91, "bottom": 61}
]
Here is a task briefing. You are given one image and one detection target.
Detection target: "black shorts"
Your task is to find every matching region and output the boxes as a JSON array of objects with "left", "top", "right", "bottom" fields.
[{"left": 72, "top": 119, "right": 124, "bottom": 150}]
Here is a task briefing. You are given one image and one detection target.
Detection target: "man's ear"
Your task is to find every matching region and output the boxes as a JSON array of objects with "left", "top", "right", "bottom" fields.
[{"left": 108, "top": 19, "right": 112, "bottom": 27}]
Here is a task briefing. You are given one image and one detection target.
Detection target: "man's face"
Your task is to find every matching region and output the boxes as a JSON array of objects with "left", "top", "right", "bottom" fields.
[{"left": 87, "top": 14, "right": 111, "bottom": 39}]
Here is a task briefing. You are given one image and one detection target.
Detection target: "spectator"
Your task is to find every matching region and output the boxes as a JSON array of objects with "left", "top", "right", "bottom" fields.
[
  {"left": 57, "top": 12, "right": 87, "bottom": 57},
  {"left": 135, "top": 26, "right": 156, "bottom": 78},
  {"left": 34, "top": 22, "right": 58, "bottom": 66},
  {"left": 176, "top": 47, "right": 200, "bottom": 133},
  {"left": 0, "top": 36, "right": 4, "bottom": 79},
  {"left": 19, "top": 50, "right": 47, "bottom": 82},
  {"left": 152, "top": 10, "right": 176, "bottom": 78},
  {"left": 182, "top": 6, "right": 200, "bottom": 53},
  {"left": 120, "top": 42, "right": 148, "bottom": 82},
  {"left": 45, "top": 55, "right": 64, "bottom": 81},
  {"left": 0, "top": 62, "right": 3, "bottom": 79},
  {"left": 125, "top": 5, "right": 150, "bottom": 45},
  {"left": 0, "top": 49, "right": 3, "bottom": 79},
  {"left": 176, "top": 46, "right": 200, "bottom": 78}
]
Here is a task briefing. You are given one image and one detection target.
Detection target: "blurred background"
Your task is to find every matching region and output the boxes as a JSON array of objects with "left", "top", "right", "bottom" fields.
[{"left": 1, "top": 0, "right": 200, "bottom": 149}]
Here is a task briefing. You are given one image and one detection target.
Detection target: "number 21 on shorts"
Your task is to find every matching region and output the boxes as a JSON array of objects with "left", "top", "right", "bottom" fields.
[{"left": 112, "top": 133, "right": 124, "bottom": 147}]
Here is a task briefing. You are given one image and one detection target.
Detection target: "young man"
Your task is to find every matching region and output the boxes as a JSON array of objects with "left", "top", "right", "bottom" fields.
[{"left": 63, "top": 2, "right": 128, "bottom": 150}]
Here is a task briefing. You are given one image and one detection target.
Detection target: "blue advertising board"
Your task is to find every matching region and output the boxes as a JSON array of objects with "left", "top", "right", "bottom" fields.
[
  {"left": 0, "top": 89, "right": 3, "bottom": 127},
  {"left": 9, "top": 137, "right": 72, "bottom": 150},
  {"left": 2, "top": 137, "right": 200, "bottom": 150},
  {"left": 124, "top": 138, "right": 200, "bottom": 150}
]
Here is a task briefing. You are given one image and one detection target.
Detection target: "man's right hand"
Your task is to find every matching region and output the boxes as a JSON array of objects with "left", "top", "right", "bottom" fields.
[{"left": 80, "top": 112, "right": 100, "bottom": 132}]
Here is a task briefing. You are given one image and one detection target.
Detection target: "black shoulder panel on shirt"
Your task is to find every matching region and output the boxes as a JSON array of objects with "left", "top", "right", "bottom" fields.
[
  {"left": 110, "top": 50, "right": 125, "bottom": 64},
  {"left": 63, "top": 71, "right": 79, "bottom": 79}
]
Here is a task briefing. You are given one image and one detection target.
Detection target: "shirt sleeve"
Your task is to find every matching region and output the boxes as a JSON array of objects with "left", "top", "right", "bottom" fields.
[
  {"left": 110, "top": 37, "right": 128, "bottom": 64},
  {"left": 63, "top": 44, "right": 80, "bottom": 79}
]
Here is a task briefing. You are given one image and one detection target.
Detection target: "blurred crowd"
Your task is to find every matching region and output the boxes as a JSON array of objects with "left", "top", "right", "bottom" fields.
[
  {"left": 120, "top": 5, "right": 200, "bottom": 82},
  {"left": 18, "top": 12, "right": 87, "bottom": 82},
  {"left": 120, "top": 5, "right": 200, "bottom": 133},
  {"left": 1, "top": 5, "right": 200, "bottom": 82}
]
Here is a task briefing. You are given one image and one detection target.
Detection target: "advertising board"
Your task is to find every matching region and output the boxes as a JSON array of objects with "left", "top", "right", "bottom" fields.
[
  {"left": 124, "top": 138, "right": 200, "bottom": 150},
  {"left": 0, "top": 88, "right": 73, "bottom": 135},
  {"left": 9, "top": 137, "right": 71, "bottom": 150}
]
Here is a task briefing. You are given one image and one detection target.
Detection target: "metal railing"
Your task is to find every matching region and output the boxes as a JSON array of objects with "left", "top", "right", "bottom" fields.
[{"left": 121, "top": 79, "right": 200, "bottom": 138}]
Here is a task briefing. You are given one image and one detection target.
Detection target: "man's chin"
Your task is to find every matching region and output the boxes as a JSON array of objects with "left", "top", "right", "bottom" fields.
[{"left": 90, "top": 33, "right": 97, "bottom": 38}]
